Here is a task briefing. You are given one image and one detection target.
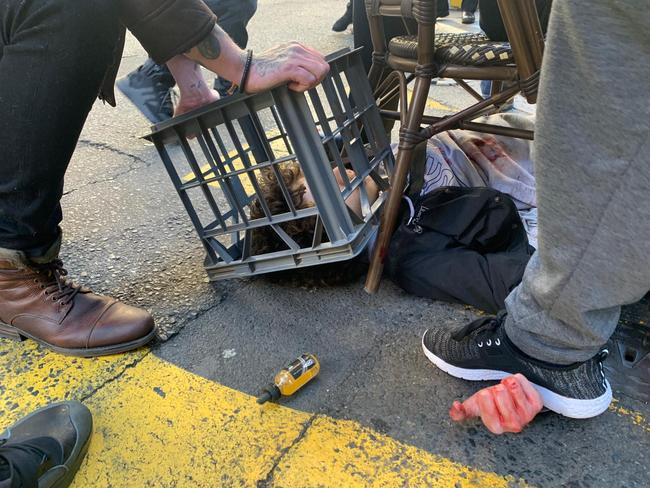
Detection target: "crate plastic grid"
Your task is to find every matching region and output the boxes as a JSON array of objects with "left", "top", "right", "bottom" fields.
[{"left": 147, "top": 49, "right": 394, "bottom": 279}]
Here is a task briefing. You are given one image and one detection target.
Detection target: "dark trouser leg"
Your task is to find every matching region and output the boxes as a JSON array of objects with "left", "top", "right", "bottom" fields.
[
  {"left": 0, "top": 0, "right": 120, "bottom": 257},
  {"left": 504, "top": 0, "right": 650, "bottom": 364},
  {"left": 462, "top": 0, "right": 479, "bottom": 13},
  {"left": 205, "top": 0, "right": 257, "bottom": 50},
  {"left": 439, "top": 0, "right": 450, "bottom": 16},
  {"left": 352, "top": 0, "right": 375, "bottom": 73},
  {"left": 352, "top": 0, "right": 418, "bottom": 73},
  {"left": 479, "top": 0, "right": 552, "bottom": 41},
  {"left": 332, "top": 2, "right": 353, "bottom": 32},
  {"left": 201, "top": 0, "right": 258, "bottom": 94}
]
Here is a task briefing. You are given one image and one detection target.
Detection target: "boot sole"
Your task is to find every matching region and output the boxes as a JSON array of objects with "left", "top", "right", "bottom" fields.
[
  {"left": 0, "top": 322, "right": 156, "bottom": 358},
  {"left": 422, "top": 336, "right": 613, "bottom": 420}
]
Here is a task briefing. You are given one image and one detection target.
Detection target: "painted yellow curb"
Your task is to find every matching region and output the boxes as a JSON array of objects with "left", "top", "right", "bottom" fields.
[
  {"left": 0, "top": 340, "right": 147, "bottom": 425},
  {"left": 76, "top": 353, "right": 307, "bottom": 487},
  {"left": 0, "top": 341, "right": 521, "bottom": 487},
  {"left": 74, "top": 354, "right": 524, "bottom": 487},
  {"left": 2, "top": 339, "right": 647, "bottom": 487},
  {"left": 270, "top": 417, "right": 527, "bottom": 487}
]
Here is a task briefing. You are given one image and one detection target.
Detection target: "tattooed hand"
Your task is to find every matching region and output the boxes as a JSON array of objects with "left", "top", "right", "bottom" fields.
[
  {"left": 245, "top": 42, "right": 329, "bottom": 93},
  {"left": 186, "top": 26, "right": 328, "bottom": 94}
]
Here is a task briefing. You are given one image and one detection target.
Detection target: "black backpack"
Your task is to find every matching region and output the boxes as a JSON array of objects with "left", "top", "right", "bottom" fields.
[{"left": 386, "top": 186, "right": 534, "bottom": 313}]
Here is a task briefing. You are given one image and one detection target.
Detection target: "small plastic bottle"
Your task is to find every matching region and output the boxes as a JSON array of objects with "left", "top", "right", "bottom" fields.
[{"left": 257, "top": 354, "right": 320, "bottom": 404}]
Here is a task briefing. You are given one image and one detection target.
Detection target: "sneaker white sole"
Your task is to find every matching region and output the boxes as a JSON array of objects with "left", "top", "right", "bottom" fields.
[{"left": 422, "top": 336, "right": 612, "bottom": 419}]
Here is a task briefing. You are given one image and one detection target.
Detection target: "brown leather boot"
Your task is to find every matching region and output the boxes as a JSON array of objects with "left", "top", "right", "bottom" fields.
[{"left": 0, "top": 254, "right": 156, "bottom": 357}]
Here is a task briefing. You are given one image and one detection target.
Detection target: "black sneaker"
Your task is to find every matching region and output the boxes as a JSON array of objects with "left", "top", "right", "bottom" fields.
[
  {"left": 332, "top": 2, "right": 352, "bottom": 32},
  {"left": 604, "top": 294, "right": 650, "bottom": 402},
  {"left": 0, "top": 401, "right": 93, "bottom": 487},
  {"left": 422, "top": 312, "right": 612, "bottom": 419},
  {"left": 214, "top": 76, "right": 237, "bottom": 99},
  {"left": 116, "top": 58, "right": 175, "bottom": 124}
]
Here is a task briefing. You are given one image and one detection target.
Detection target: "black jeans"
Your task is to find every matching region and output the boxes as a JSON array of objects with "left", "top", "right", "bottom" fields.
[
  {"left": 462, "top": 0, "right": 479, "bottom": 13},
  {"left": 0, "top": 0, "right": 121, "bottom": 257},
  {"left": 206, "top": 0, "right": 257, "bottom": 51},
  {"left": 479, "top": 0, "right": 552, "bottom": 41}
]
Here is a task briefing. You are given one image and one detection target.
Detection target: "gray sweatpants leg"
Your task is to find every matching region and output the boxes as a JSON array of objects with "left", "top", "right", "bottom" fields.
[{"left": 504, "top": 0, "right": 650, "bottom": 365}]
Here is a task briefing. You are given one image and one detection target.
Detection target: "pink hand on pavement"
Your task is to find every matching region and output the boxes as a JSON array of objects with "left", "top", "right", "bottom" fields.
[{"left": 450, "top": 374, "right": 544, "bottom": 434}]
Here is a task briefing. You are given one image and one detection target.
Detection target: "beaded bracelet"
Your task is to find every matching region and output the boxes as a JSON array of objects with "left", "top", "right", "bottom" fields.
[{"left": 238, "top": 49, "right": 254, "bottom": 94}]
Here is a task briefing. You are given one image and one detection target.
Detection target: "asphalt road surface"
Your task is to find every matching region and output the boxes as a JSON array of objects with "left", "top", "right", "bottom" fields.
[{"left": 4, "top": 1, "right": 647, "bottom": 486}]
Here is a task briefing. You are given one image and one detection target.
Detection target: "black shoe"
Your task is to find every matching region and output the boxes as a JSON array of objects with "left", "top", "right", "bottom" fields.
[
  {"left": 0, "top": 402, "right": 92, "bottom": 487},
  {"left": 214, "top": 77, "right": 235, "bottom": 98},
  {"left": 422, "top": 312, "right": 612, "bottom": 419},
  {"left": 116, "top": 58, "right": 175, "bottom": 124},
  {"left": 461, "top": 11, "right": 476, "bottom": 24},
  {"left": 332, "top": 2, "right": 353, "bottom": 32},
  {"left": 604, "top": 294, "right": 650, "bottom": 402}
]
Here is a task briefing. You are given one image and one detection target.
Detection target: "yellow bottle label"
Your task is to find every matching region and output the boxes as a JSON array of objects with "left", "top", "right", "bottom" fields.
[{"left": 275, "top": 354, "right": 320, "bottom": 397}]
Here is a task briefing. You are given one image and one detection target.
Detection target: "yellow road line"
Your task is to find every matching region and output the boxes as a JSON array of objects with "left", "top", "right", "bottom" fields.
[
  {"left": 76, "top": 354, "right": 525, "bottom": 487},
  {"left": 2, "top": 339, "right": 649, "bottom": 486},
  {"left": 0, "top": 340, "right": 147, "bottom": 425},
  {"left": 180, "top": 92, "right": 452, "bottom": 199},
  {"left": 407, "top": 89, "right": 456, "bottom": 113},
  {"left": 609, "top": 399, "right": 650, "bottom": 433},
  {"left": 425, "top": 95, "right": 456, "bottom": 113},
  {"left": 181, "top": 131, "right": 289, "bottom": 196},
  {"left": 270, "top": 417, "right": 529, "bottom": 487},
  {"left": 76, "top": 353, "right": 307, "bottom": 487},
  {"left": 1, "top": 341, "right": 525, "bottom": 487}
]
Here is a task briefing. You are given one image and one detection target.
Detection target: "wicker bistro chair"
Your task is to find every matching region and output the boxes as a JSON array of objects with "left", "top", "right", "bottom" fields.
[{"left": 363, "top": 0, "right": 545, "bottom": 293}]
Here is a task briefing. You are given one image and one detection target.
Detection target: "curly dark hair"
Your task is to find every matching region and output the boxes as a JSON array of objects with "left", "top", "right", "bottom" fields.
[{"left": 249, "top": 162, "right": 366, "bottom": 287}]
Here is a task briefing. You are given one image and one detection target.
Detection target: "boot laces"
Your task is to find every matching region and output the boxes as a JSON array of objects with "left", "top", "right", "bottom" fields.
[{"left": 33, "top": 259, "right": 82, "bottom": 307}]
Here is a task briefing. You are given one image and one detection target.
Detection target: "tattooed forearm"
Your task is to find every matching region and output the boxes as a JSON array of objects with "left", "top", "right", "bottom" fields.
[{"left": 196, "top": 25, "right": 224, "bottom": 59}]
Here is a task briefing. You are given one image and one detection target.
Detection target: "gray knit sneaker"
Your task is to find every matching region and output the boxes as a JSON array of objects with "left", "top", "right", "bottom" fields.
[{"left": 422, "top": 312, "right": 612, "bottom": 419}]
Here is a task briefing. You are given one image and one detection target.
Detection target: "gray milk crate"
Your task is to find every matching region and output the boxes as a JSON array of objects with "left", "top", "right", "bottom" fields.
[{"left": 146, "top": 48, "right": 394, "bottom": 280}]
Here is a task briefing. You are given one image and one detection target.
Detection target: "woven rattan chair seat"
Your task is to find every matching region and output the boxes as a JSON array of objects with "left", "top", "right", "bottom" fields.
[{"left": 389, "top": 32, "right": 514, "bottom": 66}]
